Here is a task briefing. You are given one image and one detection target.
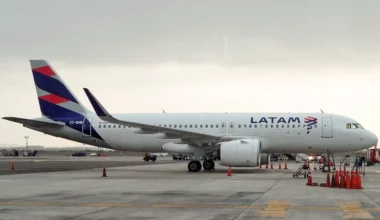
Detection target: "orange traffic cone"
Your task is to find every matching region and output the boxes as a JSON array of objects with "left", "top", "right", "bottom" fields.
[
  {"left": 357, "top": 172, "right": 363, "bottom": 189},
  {"left": 284, "top": 162, "right": 288, "bottom": 169},
  {"left": 351, "top": 171, "right": 357, "bottom": 189},
  {"left": 331, "top": 172, "right": 336, "bottom": 187},
  {"left": 102, "top": 168, "right": 107, "bottom": 177},
  {"left": 271, "top": 163, "right": 273, "bottom": 169},
  {"left": 335, "top": 170, "right": 340, "bottom": 187},
  {"left": 11, "top": 162, "right": 15, "bottom": 170},
  {"left": 279, "top": 162, "right": 282, "bottom": 169},
  {"left": 227, "top": 166, "right": 232, "bottom": 176},
  {"left": 265, "top": 163, "right": 268, "bottom": 169},
  {"left": 260, "top": 164, "right": 262, "bottom": 169},
  {"left": 326, "top": 171, "right": 331, "bottom": 187},
  {"left": 306, "top": 170, "right": 312, "bottom": 186},
  {"left": 346, "top": 171, "right": 352, "bottom": 189},
  {"left": 340, "top": 172, "right": 346, "bottom": 188}
]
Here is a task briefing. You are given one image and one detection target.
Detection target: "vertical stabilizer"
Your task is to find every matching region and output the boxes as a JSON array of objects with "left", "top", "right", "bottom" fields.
[{"left": 30, "top": 60, "right": 89, "bottom": 119}]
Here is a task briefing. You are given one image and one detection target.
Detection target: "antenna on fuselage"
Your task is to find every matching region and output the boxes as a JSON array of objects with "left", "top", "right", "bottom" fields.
[
  {"left": 162, "top": 109, "right": 166, "bottom": 113},
  {"left": 320, "top": 109, "right": 324, "bottom": 113}
]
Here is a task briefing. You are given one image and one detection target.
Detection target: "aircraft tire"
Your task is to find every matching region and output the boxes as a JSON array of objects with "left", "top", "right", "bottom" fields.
[
  {"left": 203, "top": 160, "right": 215, "bottom": 171},
  {"left": 188, "top": 160, "right": 202, "bottom": 172}
]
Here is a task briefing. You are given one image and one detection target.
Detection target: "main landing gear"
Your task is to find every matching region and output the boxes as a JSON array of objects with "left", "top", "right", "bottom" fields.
[{"left": 188, "top": 160, "right": 215, "bottom": 172}]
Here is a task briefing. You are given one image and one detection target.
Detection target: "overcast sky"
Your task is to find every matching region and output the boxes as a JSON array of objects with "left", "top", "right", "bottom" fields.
[{"left": 1, "top": 0, "right": 380, "bottom": 147}]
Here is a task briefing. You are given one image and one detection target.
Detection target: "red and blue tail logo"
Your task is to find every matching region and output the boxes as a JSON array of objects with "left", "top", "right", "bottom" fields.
[
  {"left": 304, "top": 116, "right": 317, "bottom": 134},
  {"left": 30, "top": 60, "right": 103, "bottom": 141},
  {"left": 31, "top": 60, "right": 87, "bottom": 118}
]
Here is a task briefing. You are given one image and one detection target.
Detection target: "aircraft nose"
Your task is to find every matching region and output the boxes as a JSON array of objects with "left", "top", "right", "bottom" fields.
[{"left": 368, "top": 131, "right": 378, "bottom": 147}]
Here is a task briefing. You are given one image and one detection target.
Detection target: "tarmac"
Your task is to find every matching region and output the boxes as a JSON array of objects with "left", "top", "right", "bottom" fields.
[{"left": 0, "top": 156, "right": 380, "bottom": 220}]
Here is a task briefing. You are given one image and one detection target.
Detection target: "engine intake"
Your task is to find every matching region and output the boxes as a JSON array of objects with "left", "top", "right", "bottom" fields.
[{"left": 219, "top": 139, "right": 261, "bottom": 167}]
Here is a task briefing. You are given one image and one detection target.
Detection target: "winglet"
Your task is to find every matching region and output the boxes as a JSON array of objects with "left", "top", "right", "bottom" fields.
[{"left": 83, "top": 88, "right": 110, "bottom": 117}]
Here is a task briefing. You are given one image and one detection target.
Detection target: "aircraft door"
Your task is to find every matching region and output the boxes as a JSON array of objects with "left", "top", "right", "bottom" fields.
[
  {"left": 322, "top": 116, "right": 333, "bottom": 138},
  {"left": 220, "top": 122, "right": 226, "bottom": 133},
  {"left": 82, "top": 117, "right": 92, "bottom": 136},
  {"left": 229, "top": 122, "right": 235, "bottom": 133}
]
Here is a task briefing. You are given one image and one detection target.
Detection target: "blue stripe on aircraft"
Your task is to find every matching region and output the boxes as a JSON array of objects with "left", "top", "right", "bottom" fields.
[
  {"left": 38, "top": 99, "right": 104, "bottom": 141},
  {"left": 33, "top": 71, "right": 78, "bottom": 103}
]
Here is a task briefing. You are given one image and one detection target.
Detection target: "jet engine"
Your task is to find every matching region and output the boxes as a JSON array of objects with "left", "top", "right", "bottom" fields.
[{"left": 219, "top": 139, "right": 261, "bottom": 167}]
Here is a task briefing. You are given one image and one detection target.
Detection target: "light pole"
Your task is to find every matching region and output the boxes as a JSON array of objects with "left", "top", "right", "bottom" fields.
[{"left": 24, "top": 136, "right": 29, "bottom": 151}]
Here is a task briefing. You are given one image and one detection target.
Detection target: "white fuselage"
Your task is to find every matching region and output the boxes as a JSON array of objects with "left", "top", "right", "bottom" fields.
[{"left": 31, "top": 113, "right": 377, "bottom": 154}]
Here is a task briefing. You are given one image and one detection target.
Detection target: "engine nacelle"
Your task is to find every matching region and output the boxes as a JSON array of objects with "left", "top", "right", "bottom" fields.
[
  {"left": 219, "top": 139, "right": 261, "bottom": 167},
  {"left": 260, "top": 153, "right": 270, "bottom": 165},
  {"left": 161, "top": 142, "right": 198, "bottom": 154}
]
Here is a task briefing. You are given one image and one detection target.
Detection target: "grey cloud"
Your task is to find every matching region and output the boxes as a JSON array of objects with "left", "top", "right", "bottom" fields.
[{"left": 1, "top": 0, "right": 380, "bottom": 66}]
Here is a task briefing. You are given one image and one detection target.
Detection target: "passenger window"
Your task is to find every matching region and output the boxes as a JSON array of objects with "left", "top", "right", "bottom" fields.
[
  {"left": 249, "top": 125, "right": 252, "bottom": 128},
  {"left": 99, "top": 125, "right": 101, "bottom": 128},
  {"left": 303, "top": 124, "right": 306, "bottom": 128},
  {"left": 124, "top": 125, "right": 126, "bottom": 128},
  {"left": 314, "top": 125, "right": 317, "bottom": 128},
  {"left": 108, "top": 125, "right": 111, "bottom": 128},
  {"left": 184, "top": 125, "right": 187, "bottom": 128},
  {"left": 195, "top": 125, "right": 198, "bottom": 128},
  {"left": 276, "top": 125, "right": 279, "bottom": 128},
  {"left": 200, "top": 125, "right": 203, "bottom": 128},
  {"left": 119, "top": 125, "right": 121, "bottom": 128},
  {"left": 216, "top": 124, "right": 219, "bottom": 128},
  {"left": 238, "top": 124, "right": 241, "bottom": 128},
  {"left": 270, "top": 124, "right": 273, "bottom": 128},
  {"left": 190, "top": 125, "right": 192, "bottom": 128},
  {"left": 164, "top": 125, "right": 166, "bottom": 127},
  {"left": 210, "top": 124, "right": 213, "bottom": 128},
  {"left": 281, "top": 125, "right": 284, "bottom": 128},
  {"left": 174, "top": 125, "right": 177, "bottom": 128},
  {"left": 179, "top": 125, "right": 182, "bottom": 128},
  {"left": 346, "top": 123, "right": 351, "bottom": 129},
  {"left": 265, "top": 125, "right": 268, "bottom": 128},
  {"left": 205, "top": 125, "right": 208, "bottom": 128},
  {"left": 298, "top": 125, "right": 301, "bottom": 128},
  {"left": 254, "top": 125, "right": 257, "bottom": 128},
  {"left": 243, "top": 124, "right": 246, "bottom": 128},
  {"left": 169, "top": 125, "right": 172, "bottom": 128},
  {"left": 292, "top": 125, "right": 295, "bottom": 128}
]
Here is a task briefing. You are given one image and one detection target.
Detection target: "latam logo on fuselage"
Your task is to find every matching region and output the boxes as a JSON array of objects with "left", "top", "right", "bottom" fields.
[{"left": 250, "top": 117, "right": 300, "bottom": 124}]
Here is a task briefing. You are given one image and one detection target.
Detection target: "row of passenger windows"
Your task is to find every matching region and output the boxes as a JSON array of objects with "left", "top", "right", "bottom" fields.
[{"left": 98, "top": 124, "right": 317, "bottom": 129}]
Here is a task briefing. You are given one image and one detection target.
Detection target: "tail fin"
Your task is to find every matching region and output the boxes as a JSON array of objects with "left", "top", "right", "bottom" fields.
[{"left": 30, "top": 60, "right": 89, "bottom": 119}]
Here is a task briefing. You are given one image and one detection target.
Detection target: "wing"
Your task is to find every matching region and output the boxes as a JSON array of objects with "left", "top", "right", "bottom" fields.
[
  {"left": 83, "top": 88, "right": 223, "bottom": 143},
  {"left": 2, "top": 117, "right": 65, "bottom": 128}
]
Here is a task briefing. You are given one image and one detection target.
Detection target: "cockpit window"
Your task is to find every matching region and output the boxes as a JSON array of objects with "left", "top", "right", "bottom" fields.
[
  {"left": 352, "top": 123, "right": 364, "bottom": 129},
  {"left": 346, "top": 123, "right": 364, "bottom": 129}
]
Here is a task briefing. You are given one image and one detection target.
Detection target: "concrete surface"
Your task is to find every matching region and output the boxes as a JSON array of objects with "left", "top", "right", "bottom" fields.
[
  {"left": 0, "top": 156, "right": 176, "bottom": 175},
  {"left": 0, "top": 157, "right": 379, "bottom": 220}
]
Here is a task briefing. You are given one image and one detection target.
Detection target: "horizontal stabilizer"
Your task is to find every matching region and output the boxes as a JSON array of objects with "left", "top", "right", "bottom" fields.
[{"left": 2, "top": 117, "right": 65, "bottom": 128}]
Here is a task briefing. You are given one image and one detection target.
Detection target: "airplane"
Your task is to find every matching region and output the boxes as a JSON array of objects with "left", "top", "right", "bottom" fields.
[{"left": 2, "top": 60, "right": 378, "bottom": 172}]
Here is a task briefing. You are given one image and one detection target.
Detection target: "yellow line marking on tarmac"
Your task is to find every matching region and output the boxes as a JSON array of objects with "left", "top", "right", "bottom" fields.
[
  {"left": 256, "top": 210, "right": 287, "bottom": 218},
  {"left": 343, "top": 211, "right": 374, "bottom": 219}
]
